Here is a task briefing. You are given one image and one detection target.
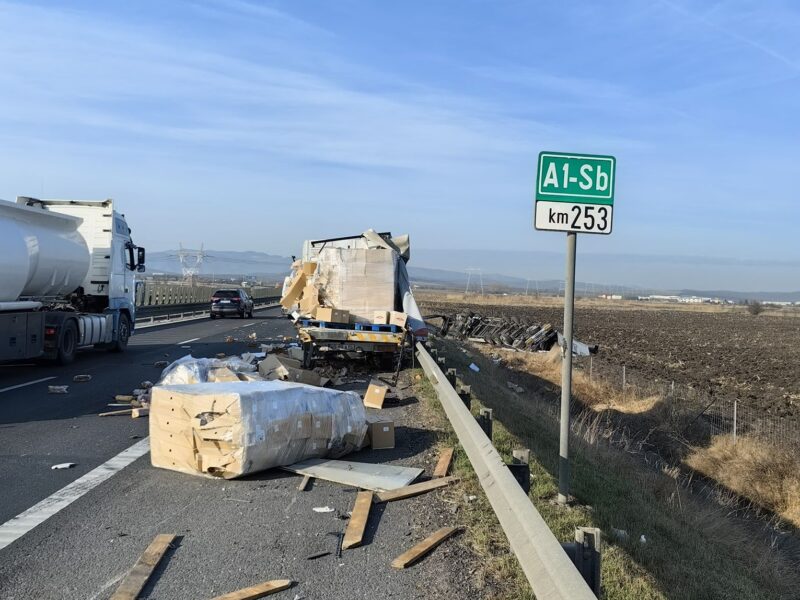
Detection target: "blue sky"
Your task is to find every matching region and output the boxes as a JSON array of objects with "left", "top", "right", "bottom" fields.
[{"left": 1, "top": 0, "right": 799, "bottom": 290}]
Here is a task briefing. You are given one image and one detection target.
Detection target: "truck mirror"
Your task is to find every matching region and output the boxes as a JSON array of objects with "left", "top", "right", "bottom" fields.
[{"left": 137, "top": 247, "right": 146, "bottom": 268}]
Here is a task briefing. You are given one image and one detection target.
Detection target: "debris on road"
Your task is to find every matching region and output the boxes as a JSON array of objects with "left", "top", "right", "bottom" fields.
[
  {"left": 115, "top": 394, "right": 136, "bottom": 402},
  {"left": 391, "top": 527, "right": 462, "bottom": 569},
  {"left": 506, "top": 381, "right": 525, "bottom": 394},
  {"left": 131, "top": 407, "right": 149, "bottom": 418},
  {"left": 468, "top": 363, "right": 480, "bottom": 373},
  {"left": 342, "top": 491, "right": 373, "bottom": 549},
  {"left": 154, "top": 360, "right": 169, "bottom": 368},
  {"left": 48, "top": 385, "right": 68, "bottom": 394},
  {"left": 258, "top": 354, "right": 328, "bottom": 387},
  {"left": 110, "top": 533, "right": 176, "bottom": 600},
  {"left": 284, "top": 458, "right": 422, "bottom": 492},
  {"left": 305, "top": 551, "right": 331, "bottom": 560},
  {"left": 209, "top": 579, "right": 295, "bottom": 599},
  {"left": 297, "top": 475, "right": 312, "bottom": 491},
  {"left": 363, "top": 381, "right": 388, "bottom": 409},
  {"left": 158, "top": 355, "right": 256, "bottom": 385},
  {"left": 139, "top": 380, "right": 153, "bottom": 389},
  {"left": 373, "top": 476, "right": 459, "bottom": 503},
  {"left": 150, "top": 381, "right": 367, "bottom": 479},
  {"left": 368, "top": 419, "right": 395, "bottom": 449},
  {"left": 51, "top": 463, "right": 76, "bottom": 470},
  {"left": 99, "top": 408, "right": 135, "bottom": 417},
  {"left": 312, "top": 506, "right": 335, "bottom": 513},
  {"left": 72, "top": 374, "right": 92, "bottom": 382},
  {"left": 432, "top": 448, "right": 454, "bottom": 478}
]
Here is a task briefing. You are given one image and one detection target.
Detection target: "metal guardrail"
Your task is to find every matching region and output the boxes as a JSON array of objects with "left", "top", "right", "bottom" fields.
[
  {"left": 416, "top": 342, "right": 596, "bottom": 600},
  {"left": 135, "top": 298, "right": 282, "bottom": 328}
]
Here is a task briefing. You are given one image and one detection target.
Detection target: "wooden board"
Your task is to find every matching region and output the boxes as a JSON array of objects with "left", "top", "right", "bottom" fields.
[
  {"left": 132, "top": 407, "right": 150, "bottom": 418},
  {"left": 99, "top": 408, "right": 134, "bottom": 417},
  {"left": 342, "top": 491, "right": 373, "bottom": 549},
  {"left": 209, "top": 579, "right": 293, "bottom": 600},
  {"left": 373, "top": 476, "right": 458, "bottom": 503},
  {"left": 110, "top": 533, "right": 176, "bottom": 600},
  {"left": 432, "top": 447, "right": 454, "bottom": 478},
  {"left": 391, "top": 527, "right": 461, "bottom": 569},
  {"left": 297, "top": 474, "right": 312, "bottom": 491}
]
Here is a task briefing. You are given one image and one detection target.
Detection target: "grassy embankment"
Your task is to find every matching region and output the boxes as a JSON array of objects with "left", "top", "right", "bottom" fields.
[{"left": 411, "top": 341, "right": 800, "bottom": 600}]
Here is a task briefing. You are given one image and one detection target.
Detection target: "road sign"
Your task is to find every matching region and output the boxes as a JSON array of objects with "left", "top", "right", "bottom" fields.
[{"left": 534, "top": 152, "right": 616, "bottom": 235}]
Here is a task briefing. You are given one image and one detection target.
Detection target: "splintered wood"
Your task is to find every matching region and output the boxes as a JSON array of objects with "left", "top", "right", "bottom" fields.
[
  {"left": 210, "top": 579, "right": 293, "bottom": 600},
  {"left": 432, "top": 448, "right": 454, "bottom": 478},
  {"left": 342, "top": 491, "right": 373, "bottom": 549},
  {"left": 373, "top": 476, "right": 459, "bottom": 503},
  {"left": 110, "top": 533, "right": 176, "bottom": 600},
  {"left": 391, "top": 527, "right": 461, "bottom": 569}
]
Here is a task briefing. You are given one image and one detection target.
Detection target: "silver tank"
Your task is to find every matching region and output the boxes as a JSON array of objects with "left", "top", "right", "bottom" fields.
[{"left": 0, "top": 198, "right": 90, "bottom": 302}]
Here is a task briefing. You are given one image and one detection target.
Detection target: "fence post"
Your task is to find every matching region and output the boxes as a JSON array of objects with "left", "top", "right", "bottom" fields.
[{"left": 733, "top": 400, "right": 737, "bottom": 445}]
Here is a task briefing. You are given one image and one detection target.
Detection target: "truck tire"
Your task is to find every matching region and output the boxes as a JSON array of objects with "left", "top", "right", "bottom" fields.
[
  {"left": 57, "top": 321, "right": 78, "bottom": 365},
  {"left": 111, "top": 313, "right": 131, "bottom": 352}
]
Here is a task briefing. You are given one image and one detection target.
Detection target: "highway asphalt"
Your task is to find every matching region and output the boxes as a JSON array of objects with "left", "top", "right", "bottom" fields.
[{"left": 0, "top": 306, "right": 482, "bottom": 599}]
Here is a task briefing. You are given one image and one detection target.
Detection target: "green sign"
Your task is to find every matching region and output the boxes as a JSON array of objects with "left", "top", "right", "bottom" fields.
[
  {"left": 534, "top": 151, "right": 616, "bottom": 235},
  {"left": 536, "top": 152, "right": 615, "bottom": 205}
]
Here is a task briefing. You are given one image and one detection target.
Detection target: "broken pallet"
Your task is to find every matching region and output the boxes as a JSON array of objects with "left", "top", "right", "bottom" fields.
[
  {"left": 342, "top": 491, "right": 373, "bottom": 549},
  {"left": 432, "top": 447, "right": 454, "bottom": 478},
  {"left": 209, "top": 579, "right": 293, "bottom": 600}
]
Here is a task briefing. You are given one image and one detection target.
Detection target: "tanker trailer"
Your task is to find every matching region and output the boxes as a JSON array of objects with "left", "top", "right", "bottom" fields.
[{"left": 0, "top": 196, "right": 145, "bottom": 364}]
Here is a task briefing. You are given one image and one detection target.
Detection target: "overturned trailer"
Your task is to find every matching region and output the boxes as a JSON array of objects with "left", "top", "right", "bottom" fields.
[{"left": 281, "top": 230, "right": 426, "bottom": 367}]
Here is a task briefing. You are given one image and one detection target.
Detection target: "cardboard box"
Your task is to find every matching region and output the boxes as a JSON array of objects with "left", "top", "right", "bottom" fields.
[
  {"left": 299, "top": 284, "right": 319, "bottom": 315},
  {"left": 280, "top": 272, "right": 307, "bottom": 309},
  {"left": 363, "top": 382, "right": 388, "bottom": 409},
  {"left": 389, "top": 311, "right": 408, "bottom": 328},
  {"left": 258, "top": 354, "right": 328, "bottom": 387},
  {"left": 301, "top": 262, "right": 317, "bottom": 276},
  {"left": 315, "top": 307, "right": 350, "bottom": 324},
  {"left": 369, "top": 420, "right": 395, "bottom": 450},
  {"left": 373, "top": 311, "right": 390, "bottom": 324}
]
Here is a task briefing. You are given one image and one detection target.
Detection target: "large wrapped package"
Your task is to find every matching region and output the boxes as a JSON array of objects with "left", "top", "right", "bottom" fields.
[
  {"left": 150, "top": 380, "right": 367, "bottom": 479},
  {"left": 313, "top": 247, "right": 398, "bottom": 323},
  {"left": 158, "top": 355, "right": 256, "bottom": 385}
]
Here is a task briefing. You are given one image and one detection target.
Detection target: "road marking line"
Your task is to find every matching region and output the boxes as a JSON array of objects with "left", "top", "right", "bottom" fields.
[
  {"left": 0, "top": 438, "right": 150, "bottom": 551},
  {"left": 176, "top": 337, "right": 200, "bottom": 345},
  {"left": 0, "top": 377, "right": 57, "bottom": 394}
]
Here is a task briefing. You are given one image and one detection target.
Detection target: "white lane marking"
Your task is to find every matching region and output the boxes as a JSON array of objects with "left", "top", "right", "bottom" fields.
[
  {"left": 0, "top": 438, "right": 150, "bottom": 550},
  {"left": 0, "top": 377, "right": 57, "bottom": 394},
  {"left": 176, "top": 337, "right": 200, "bottom": 345}
]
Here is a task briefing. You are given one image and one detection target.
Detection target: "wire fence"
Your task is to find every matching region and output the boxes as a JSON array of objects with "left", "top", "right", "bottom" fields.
[{"left": 575, "top": 355, "right": 799, "bottom": 450}]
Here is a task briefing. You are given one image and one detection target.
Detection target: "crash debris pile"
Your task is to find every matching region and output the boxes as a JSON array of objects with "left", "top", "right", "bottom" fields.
[
  {"left": 279, "top": 229, "right": 426, "bottom": 335},
  {"left": 440, "top": 311, "right": 598, "bottom": 356}
]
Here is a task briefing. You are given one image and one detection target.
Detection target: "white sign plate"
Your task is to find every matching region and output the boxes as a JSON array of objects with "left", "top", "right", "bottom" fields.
[{"left": 534, "top": 201, "right": 613, "bottom": 234}]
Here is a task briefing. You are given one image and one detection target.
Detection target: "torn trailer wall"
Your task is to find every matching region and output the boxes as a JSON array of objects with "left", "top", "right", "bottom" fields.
[
  {"left": 283, "top": 229, "right": 427, "bottom": 336},
  {"left": 149, "top": 380, "right": 368, "bottom": 479}
]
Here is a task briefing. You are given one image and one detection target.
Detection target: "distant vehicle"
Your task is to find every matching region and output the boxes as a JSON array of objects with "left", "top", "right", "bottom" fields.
[
  {"left": 0, "top": 196, "right": 145, "bottom": 364},
  {"left": 210, "top": 289, "right": 253, "bottom": 319}
]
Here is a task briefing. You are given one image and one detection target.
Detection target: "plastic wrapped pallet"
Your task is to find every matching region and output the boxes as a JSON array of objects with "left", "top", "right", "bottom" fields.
[
  {"left": 158, "top": 355, "right": 256, "bottom": 385},
  {"left": 150, "top": 380, "right": 367, "bottom": 479},
  {"left": 313, "top": 247, "right": 397, "bottom": 323}
]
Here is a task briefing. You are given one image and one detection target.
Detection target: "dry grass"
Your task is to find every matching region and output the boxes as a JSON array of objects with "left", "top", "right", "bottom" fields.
[
  {"left": 686, "top": 435, "right": 800, "bottom": 527},
  {"left": 471, "top": 344, "right": 800, "bottom": 528}
]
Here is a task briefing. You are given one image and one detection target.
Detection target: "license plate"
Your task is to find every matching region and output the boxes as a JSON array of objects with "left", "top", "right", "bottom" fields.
[{"left": 220, "top": 300, "right": 231, "bottom": 304}]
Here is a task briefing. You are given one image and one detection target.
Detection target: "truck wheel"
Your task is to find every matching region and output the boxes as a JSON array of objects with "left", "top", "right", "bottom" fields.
[
  {"left": 111, "top": 313, "right": 131, "bottom": 352},
  {"left": 57, "top": 321, "right": 78, "bottom": 365}
]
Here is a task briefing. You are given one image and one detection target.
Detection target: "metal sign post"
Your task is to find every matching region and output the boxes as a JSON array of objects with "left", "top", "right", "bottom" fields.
[{"left": 534, "top": 151, "right": 616, "bottom": 505}]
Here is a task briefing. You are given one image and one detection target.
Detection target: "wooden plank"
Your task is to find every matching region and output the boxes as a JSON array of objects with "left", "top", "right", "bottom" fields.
[
  {"left": 110, "top": 533, "right": 176, "bottom": 600},
  {"left": 391, "top": 527, "right": 462, "bottom": 569},
  {"left": 374, "top": 476, "right": 458, "bottom": 503},
  {"left": 209, "top": 579, "right": 293, "bottom": 600},
  {"left": 432, "top": 447, "right": 454, "bottom": 478},
  {"left": 132, "top": 407, "right": 150, "bottom": 418},
  {"left": 99, "top": 408, "right": 134, "bottom": 417},
  {"left": 297, "top": 475, "right": 312, "bottom": 491},
  {"left": 342, "top": 491, "right": 373, "bottom": 549}
]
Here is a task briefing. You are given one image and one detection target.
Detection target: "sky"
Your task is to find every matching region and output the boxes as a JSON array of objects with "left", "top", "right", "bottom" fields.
[{"left": 1, "top": 0, "right": 799, "bottom": 290}]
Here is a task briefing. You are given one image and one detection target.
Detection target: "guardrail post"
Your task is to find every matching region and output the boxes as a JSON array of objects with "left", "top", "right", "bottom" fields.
[
  {"left": 508, "top": 449, "right": 531, "bottom": 494},
  {"left": 561, "top": 527, "right": 602, "bottom": 597},
  {"left": 446, "top": 368, "right": 458, "bottom": 387},
  {"left": 477, "top": 407, "right": 493, "bottom": 441},
  {"left": 458, "top": 384, "right": 472, "bottom": 410}
]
